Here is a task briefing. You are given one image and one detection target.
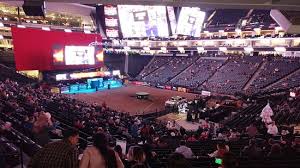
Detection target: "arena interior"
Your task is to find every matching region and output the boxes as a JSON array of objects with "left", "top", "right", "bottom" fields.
[{"left": 1, "top": 0, "right": 300, "bottom": 168}]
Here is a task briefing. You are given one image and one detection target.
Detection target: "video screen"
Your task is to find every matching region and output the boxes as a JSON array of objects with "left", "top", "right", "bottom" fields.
[
  {"left": 65, "top": 46, "right": 95, "bottom": 65},
  {"left": 105, "top": 17, "right": 119, "bottom": 27},
  {"left": 104, "top": 5, "right": 118, "bottom": 16},
  {"left": 118, "top": 5, "right": 169, "bottom": 37},
  {"left": 176, "top": 7, "right": 206, "bottom": 37},
  {"left": 52, "top": 45, "right": 103, "bottom": 66}
]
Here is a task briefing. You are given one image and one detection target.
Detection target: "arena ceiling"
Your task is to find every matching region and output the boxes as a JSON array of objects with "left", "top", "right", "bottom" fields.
[{"left": 5, "top": 0, "right": 300, "bottom": 10}]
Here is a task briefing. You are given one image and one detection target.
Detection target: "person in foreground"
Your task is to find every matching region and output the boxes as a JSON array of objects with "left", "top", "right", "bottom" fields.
[
  {"left": 175, "top": 140, "right": 194, "bottom": 158},
  {"left": 221, "top": 152, "right": 239, "bottom": 168},
  {"left": 167, "top": 152, "right": 191, "bottom": 168},
  {"left": 80, "top": 133, "right": 124, "bottom": 168},
  {"left": 28, "top": 128, "right": 79, "bottom": 168}
]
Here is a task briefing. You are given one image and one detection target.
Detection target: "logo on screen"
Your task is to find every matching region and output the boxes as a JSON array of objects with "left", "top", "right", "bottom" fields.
[
  {"left": 188, "top": 16, "right": 197, "bottom": 25},
  {"left": 133, "top": 11, "right": 148, "bottom": 22}
]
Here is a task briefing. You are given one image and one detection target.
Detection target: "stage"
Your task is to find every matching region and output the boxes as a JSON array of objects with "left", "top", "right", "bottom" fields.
[
  {"left": 68, "top": 84, "right": 197, "bottom": 116},
  {"left": 157, "top": 113, "right": 202, "bottom": 131},
  {"left": 61, "top": 79, "right": 123, "bottom": 94}
]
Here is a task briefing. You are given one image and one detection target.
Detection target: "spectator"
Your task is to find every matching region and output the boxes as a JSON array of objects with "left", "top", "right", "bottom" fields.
[
  {"left": 246, "top": 124, "right": 258, "bottom": 138},
  {"left": 241, "top": 139, "right": 263, "bottom": 159},
  {"left": 126, "top": 146, "right": 148, "bottom": 168},
  {"left": 140, "top": 124, "right": 150, "bottom": 143},
  {"left": 28, "top": 128, "right": 79, "bottom": 168},
  {"left": 209, "top": 143, "right": 229, "bottom": 158},
  {"left": 167, "top": 153, "right": 191, "bottom": 168},
  {"left": 263, "top": 138, "right": 275, "bottom": 154},
  {"left": 130, "top": 122, "right": 139, "bottom": 139},
  {"left": 32, "top": 112, "right": 53, "bottom": 146},
  {"left": 293, "top": 137, "right": 300, "bottom": 153},
  {"left": 222, "top": 152, "right": 239, "bottom": 168},
  {"left": 228, "top": 129, "right": 240, "bottom": 141},
  {"left": 80, "top": 133, "right": 124, "bottom": 168},
  {"left": 282, "top": 140, "right": 296, "bottom": 158},
  {"left": 266, "top": 121, "right": 278, "bottom": 136},
  {"left": 142, "top": 143, "right": 159, "bottom": 167},
  {"left": 268, "top": 143, "right": 282, "bottom": 159},
  {"left": 187, "top": 134, "right": 197, "bottom": 142},
  {"left": 175, "top": 140, "right": 194, "bottom": 159}
]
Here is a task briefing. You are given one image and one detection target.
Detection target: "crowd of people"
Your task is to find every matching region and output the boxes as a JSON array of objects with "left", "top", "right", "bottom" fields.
[{"left": 0, "top": 60, "right": 300, "bottom": 168}]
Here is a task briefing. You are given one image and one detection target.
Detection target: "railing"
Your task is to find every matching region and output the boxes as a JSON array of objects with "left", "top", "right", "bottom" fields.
[{"left": 0, "top": 139, "right": 25, "bottom": 168}]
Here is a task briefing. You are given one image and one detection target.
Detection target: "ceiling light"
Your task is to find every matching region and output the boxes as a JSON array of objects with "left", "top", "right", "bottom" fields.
[
  {"left": 244, "top": 47, "right": 254, "bottom": 52},
  {"left": 64, "top": 29, "right": 72, "bottom": 33},
  {"left": 197, "top": 47, "right": 205, "bottom": 52},
  {"left": 42, "top": 27, "right": 50, "bottom": 31},
  {"left": 123, "top": 46, "right": 130, "bottom": 51},
  {"left": 84, "top": 30, "right": 91, "bottom": 34},
  {"left": 17, "top": 25, "right": 26, "bottom": 28},
  {"left": 274, "top": 47, "right": 286, "bottom": 52},
  {"left": 219, "top": 47, "right": 227, "bottom": 52},
  {"left": 143, "top": 47, "right": 150, "bottom": 51}
]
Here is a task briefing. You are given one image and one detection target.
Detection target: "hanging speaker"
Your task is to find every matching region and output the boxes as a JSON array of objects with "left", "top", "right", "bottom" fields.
[{"left": 22, "top": 0, "right": 45, "bottom": 17}]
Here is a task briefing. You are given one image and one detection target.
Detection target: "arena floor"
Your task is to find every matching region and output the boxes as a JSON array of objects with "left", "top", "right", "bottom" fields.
[{"left": 69, "top": 84, "right": 197, "bottom": 116}]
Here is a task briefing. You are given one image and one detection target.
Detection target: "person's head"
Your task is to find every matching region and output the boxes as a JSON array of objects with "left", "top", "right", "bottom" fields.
[
  {"left": 2, "top": 122, "right": 12, "bottom": 131},
  {"left": 270, "top": 143, "right": 282, "bottom": 154},
  {"left": 127, "top": 146, "right": 146, "bottom": 164},
  {"left": 93, "top": 133, "right": 108, "bottom": 147},
  {"left": 222, "top": 152, "right": 238, "bottom": 168},
  {"left": 217, "top": 143, "right": 227, "bottom": 151},
  {"left": 93, "top": 133, "right": 117, "bottom": 168},
  {"left": 272, "top": 121, "right": 275, "bottom": 126},
  {"left": 63, "top": 128, "right": 79, "bottom": 145},
  {"left": 168, "top": 153, "right": 191, "bottom": 168}
]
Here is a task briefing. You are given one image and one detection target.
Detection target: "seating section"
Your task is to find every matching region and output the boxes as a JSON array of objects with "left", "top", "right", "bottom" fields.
[
  {"left": 138, "top": 56, "right": 300, "bottom": 95},
  {"left": 268, "top": 69, "right": 300, "bottom": 91},
  {"left": 205, "top": 9, "right": 248, "bottom": 32},
  {"left": 200, "top": 56, "right": 263, "bottom": 94},
  {"left": 142, "top": 56, "right": 199, "bottom": 84},
  {"left": 273, "top": 98, "right": 300, "bottom": 125},
  {"left": 169, "top": 58, "right": 226, "bottom": 89},
  {"left": 226, "top": 103, "right": 265, "bottom": 129},
  {"left": 243, "top": 10, "right": 278, "bottom": 30},
  {"left": 128, "top": 54, "right": 153, "bottom": 78},
  {"left": 137, "top": 56, "right": 174, "bottom": 80},
  {"left": 0, "top": 64, "right": 35, "bottom": 84},
  {"left": 247, "top": 57, "right": 300, "bottom": 93}
]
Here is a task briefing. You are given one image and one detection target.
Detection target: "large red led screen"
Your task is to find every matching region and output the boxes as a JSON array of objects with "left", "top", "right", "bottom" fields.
[{"left": 12, "top": 27, "right": 103, "bottom": 71}]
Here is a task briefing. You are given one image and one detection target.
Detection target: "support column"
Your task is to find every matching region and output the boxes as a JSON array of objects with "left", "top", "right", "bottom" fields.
[{"left": 124, "top": 52, "right": 129, "bottom": 75}]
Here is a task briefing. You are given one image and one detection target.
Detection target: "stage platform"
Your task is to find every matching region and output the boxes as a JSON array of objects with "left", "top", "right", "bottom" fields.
[
  {"left": 61, "top": 79, "right": 123, "bottom": 94},
  {"left": 157, "top": 113, "right": 204, "bottom": 131}
]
